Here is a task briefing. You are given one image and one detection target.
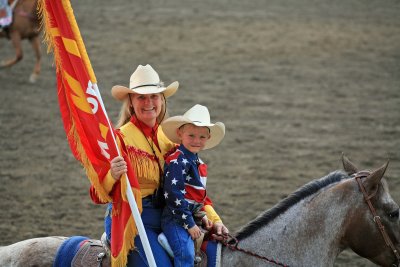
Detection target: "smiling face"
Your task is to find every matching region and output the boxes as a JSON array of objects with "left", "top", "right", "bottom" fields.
[
  {"left": 130, "top": 93, "right": 163, "bottom": 127},
  {"left": 177, "top": 123, "right": 210, "bottom": 153}
]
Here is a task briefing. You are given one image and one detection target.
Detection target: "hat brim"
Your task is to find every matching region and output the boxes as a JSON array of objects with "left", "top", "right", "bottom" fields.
[
  {"left": 161, "top": 117, "right": 225, "bottom": 150},
  {"left": 111, "top": 81, "right": 179, "bottom": 101}
]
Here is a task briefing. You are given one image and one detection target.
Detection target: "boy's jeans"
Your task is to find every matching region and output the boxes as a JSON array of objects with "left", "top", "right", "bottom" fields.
[{"left": 162, "top": 216, "right": 195, "bottom": 267}]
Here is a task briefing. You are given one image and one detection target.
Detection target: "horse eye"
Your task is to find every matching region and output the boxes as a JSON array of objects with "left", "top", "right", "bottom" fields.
[{"left": 388, "top": 209, "right": 399, "bottom": 219}]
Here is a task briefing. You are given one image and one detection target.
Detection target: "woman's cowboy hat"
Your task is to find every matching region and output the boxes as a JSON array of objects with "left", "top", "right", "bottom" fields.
[
  {"left": 161, "top": 104, "right": 225, "bottom": 150},
  {"left": 111, "top": 64, "right": 179, "bottom": 100}
]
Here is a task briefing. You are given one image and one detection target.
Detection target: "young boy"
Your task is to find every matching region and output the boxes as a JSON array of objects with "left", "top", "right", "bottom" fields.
[{"left": 160, "top": 104, "right": 228, "bottom": 266}]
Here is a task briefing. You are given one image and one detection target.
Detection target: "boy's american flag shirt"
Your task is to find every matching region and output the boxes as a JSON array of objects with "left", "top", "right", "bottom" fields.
[{"left": 163, "top": 144, "right": 214, "bottom": 229}]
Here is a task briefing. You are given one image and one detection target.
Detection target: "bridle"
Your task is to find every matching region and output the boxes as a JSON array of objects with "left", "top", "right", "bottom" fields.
[
  {"left": 354, "top": 171, "right": 400, "bottom": 267},
  {"left": 220, "top": 171, "right": 400, "bottom": 267}
]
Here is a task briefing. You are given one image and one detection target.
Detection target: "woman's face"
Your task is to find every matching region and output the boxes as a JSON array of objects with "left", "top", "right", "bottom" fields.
[{"left": 130, "top": 93, "right": 163, "bottom": 126}]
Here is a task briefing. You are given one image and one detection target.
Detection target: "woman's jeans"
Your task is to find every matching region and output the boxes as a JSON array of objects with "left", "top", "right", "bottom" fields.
[{"left": 105, "top": 199, "right": 173, "bottom": 267}]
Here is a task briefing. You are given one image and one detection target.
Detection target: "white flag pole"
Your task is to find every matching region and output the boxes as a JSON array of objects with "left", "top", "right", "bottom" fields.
[{"left": 94, "top": 83, "right": 157, "bottom": 267}]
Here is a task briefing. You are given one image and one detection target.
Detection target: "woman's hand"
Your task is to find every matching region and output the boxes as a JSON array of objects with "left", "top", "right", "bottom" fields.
[
  {"left": 201, "top": 216, "right": 213, "bottom": 230},
  {"left": 188, "top": 225, "right": 202, "bottom": 240},
  {"left": 110, "top": 156, "right": 127, "bottom": 180},
  {"left": 212, "top": 222, "right": 229, "bottom": 242}
]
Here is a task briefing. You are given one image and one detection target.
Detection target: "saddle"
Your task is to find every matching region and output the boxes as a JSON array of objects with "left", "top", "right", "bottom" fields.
[{"left": 71, "top": 239, "right": 110, "bottom": 267}]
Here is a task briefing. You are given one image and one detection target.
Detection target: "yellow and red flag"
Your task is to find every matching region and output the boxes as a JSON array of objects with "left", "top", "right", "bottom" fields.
[{"left": 38, "top": 1, "right": 142, "bottom": 266}]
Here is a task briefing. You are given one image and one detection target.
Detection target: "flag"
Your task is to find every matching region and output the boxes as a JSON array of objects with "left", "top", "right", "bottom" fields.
[{"left": 38, "top": 1, "right": 142, "bottom": 266}]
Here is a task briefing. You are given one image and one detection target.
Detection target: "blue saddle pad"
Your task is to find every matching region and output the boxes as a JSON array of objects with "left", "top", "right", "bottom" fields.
[{"left": 53, "top": 236, "right": 89, "bottom": 267}]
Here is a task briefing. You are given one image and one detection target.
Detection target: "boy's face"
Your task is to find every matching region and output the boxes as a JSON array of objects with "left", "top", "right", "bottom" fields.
[{"left": 177, "top": 124, "right": 210, "bottom": 153}]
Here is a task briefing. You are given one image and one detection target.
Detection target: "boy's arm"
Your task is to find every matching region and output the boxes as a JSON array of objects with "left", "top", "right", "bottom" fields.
[{"left": 164, "top": 160, "right": 196, "bottom": 229}]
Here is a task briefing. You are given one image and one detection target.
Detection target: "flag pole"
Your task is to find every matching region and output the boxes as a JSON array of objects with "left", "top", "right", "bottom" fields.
[{"left": 94, "top": 84, "right": 157, "bottom": 267}]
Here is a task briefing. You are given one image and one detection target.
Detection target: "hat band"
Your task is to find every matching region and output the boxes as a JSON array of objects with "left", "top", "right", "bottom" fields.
[{"left": 131, "top": 83, "right": 163, "bottom": 90}]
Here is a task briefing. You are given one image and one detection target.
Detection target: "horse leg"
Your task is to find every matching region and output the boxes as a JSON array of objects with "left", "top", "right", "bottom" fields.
[
  {"left": 0, "top": 30, "right": 23, "bottom": 68},
  {"left": 29, "top": 35, "right": 41, "bottom": 83}
]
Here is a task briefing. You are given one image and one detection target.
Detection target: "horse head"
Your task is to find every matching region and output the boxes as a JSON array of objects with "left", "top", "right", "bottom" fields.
[{"left": 342, "top": 155, "right": 400, "bottom": 267}]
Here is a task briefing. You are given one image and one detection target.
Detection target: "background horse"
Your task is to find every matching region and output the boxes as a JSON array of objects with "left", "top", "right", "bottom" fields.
[
  {"left": 0, "top": 0, "right": 40, "bottom": 83},
  {"left": 0, "top": 156, "right": 398, "bottom": 267}
]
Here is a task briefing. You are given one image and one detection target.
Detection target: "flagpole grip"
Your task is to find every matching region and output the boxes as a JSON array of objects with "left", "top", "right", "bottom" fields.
[{"left": 124, "top": 175, "right": 157, "bottom": 267}]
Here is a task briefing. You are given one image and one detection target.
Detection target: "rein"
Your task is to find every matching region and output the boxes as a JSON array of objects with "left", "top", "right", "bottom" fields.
[
  {"left": 354, "top": 171, "right": 400, "bottom": 266},
  {"left": 220, "top": 234, "right": 289, "bottom": 267}
]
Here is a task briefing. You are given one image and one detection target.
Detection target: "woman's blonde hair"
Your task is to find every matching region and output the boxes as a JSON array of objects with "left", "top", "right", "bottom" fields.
[{"left": 115, "top": 94, "right": 168, "bottom": 128}]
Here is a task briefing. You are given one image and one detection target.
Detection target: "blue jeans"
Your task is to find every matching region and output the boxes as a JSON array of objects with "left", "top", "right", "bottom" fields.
[
  {"left": 105, "top": 199, "right": 173, "bottom": 267},
  {"left": 161, "top": 213, "right": 195, "bottom": 267}
]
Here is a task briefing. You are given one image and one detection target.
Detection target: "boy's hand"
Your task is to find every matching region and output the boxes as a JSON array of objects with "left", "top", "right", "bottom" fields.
[{"left": 188, "top": 225, "right": 202, "bottom": 240}]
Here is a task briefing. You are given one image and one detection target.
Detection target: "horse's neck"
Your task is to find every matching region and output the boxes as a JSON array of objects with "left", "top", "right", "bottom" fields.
[{"left": 222, "top": 187, "right": 356, "bottom": 267}]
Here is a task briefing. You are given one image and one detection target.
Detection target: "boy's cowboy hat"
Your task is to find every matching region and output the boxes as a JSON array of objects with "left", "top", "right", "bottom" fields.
[
  {"left": 111, "top": 64, "right": 179, "bottom": 100},
  {"left": 161, "top": 104, "right": 225, "bottom": 150}
]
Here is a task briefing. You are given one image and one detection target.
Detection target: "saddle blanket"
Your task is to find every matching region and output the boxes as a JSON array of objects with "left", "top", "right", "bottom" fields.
[
  {"left": 53, "top": 236, "right": 88, "bottom": 267},
  {"left": 0, "top": 0, "right": 12, "bottom": 27}
]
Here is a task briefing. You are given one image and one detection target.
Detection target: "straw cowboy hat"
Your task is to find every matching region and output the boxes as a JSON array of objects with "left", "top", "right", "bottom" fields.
[
  {"left": 111, "top": 64, "right": 179, "bottom": 100},
  {"left": 161, "top": 104, "right": 225, "bottom": 150}
]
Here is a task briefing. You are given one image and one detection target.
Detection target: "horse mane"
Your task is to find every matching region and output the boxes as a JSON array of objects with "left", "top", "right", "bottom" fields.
[{"left": 234, "top": 170, "right": 348, "bottom": 241}]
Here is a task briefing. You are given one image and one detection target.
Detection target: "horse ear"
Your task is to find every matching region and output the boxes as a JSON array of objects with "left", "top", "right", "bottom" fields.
[
  {"left": 342, "top": 153, "right": 358, "bottom": 175},
  {"left": 364, "top": 161, "right": 389, "bottom": 189}
]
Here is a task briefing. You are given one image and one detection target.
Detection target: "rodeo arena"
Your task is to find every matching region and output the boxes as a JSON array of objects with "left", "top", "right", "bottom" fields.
[{"left": 1, "top": 0, "right": 399, "bottom": 266}]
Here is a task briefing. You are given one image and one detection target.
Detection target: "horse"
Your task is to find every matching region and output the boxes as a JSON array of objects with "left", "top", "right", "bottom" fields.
[
  {"left": 0, "top": 0, "right": 41, "bottom": 83},
  {"left": 0, "top": 156, "right": 399, "bottom": 267}
]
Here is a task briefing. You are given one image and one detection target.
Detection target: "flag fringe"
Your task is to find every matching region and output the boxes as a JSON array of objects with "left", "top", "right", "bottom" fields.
[
  {"left": 37, "top": 0, "right": 62, "bottom": 71},
  {"left": 69, "top": 124, "right": 112, "bottom": 203},
  {"left": 112, "top": 188, "right": 142, "bottom": 267}
]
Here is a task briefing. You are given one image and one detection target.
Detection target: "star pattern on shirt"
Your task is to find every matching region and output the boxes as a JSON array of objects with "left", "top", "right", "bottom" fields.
[
  {"left": 186, "top": 175, "right": 192, "bottom": 182},
  {"left": 182, "top": 214, "right": 187, "bottom": 220},
  {"left": 164, "top": 192, "right": 168, "bottom": 199},
  {"left": 175, "top": 198, "right": 181, "bottom": 206},
  {"left": 170, "top": 159, "right": 178, "bottom": 164},
  {"left": 182, "top": 169, "right": 187, "bottom": 175},
  {"left": 171, "top": 178, "right": 178, "bottom": 185},
  {"left": 183, "top": 223, "right": 189, "bottom": 230},
  {"left": 180, "top": 189, "right": 186, "bottom": 194},
  {"left": 181, "top": 158, "right": 189, "bottom": 165}
]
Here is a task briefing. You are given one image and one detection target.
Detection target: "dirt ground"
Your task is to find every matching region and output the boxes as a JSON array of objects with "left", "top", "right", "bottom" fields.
[{"left": 1, "top": 0, "right": 399, "bottom": 266}]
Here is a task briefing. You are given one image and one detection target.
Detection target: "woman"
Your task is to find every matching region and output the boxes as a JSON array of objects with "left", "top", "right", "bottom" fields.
[{"left": 89, "top": 64, "right": 228, "bottom": 267}]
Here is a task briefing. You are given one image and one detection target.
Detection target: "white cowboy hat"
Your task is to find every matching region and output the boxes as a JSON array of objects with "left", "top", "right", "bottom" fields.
[
  {"left": 161, "top": 104, "right": 225, "bottom": 150},
  {"left": 111, "top": 64, "right": 179, "bottom": 100}
]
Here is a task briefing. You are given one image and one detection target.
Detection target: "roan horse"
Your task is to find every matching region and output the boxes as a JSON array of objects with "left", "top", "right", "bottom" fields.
[
  {"left": 0, "top": 156, "right": 399, "bottom": 267},
  {"left": 0, "top": 0, "right": 41, "bottom": 83}
]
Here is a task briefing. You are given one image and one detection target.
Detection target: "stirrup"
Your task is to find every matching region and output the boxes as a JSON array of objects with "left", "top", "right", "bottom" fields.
[{"left": 100, "top": 232, "right": 111, "bottom": 257}]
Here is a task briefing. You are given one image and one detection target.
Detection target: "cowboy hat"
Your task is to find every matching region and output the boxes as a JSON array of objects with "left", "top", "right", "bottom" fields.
[
  {"left": 161, "top": 104, "right": 225, "bottom": 150},
  {"left": 111, "top": 64, "right": 179, "bottom": 100}
]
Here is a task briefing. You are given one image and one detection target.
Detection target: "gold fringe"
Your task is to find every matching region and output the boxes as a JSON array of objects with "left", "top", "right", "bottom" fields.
[
  {"left": 37, "top": 0, "right": 62, "bottom": 71},
  {"left": 128, "top": 150, "right": 160, "bottom": 183}
]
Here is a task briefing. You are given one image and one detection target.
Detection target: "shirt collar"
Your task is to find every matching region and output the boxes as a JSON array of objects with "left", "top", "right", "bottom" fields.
[
  {"left": 130, "top": 115, "right": 158, "bottom": 138},
  {"left": 178, "top": 144, "right": 198, "bottom": 162}
]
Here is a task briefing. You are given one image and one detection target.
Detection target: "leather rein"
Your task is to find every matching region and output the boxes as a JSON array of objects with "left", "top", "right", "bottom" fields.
[{"left": 354, "top": 171, "right": 400, "bottom": 267}]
